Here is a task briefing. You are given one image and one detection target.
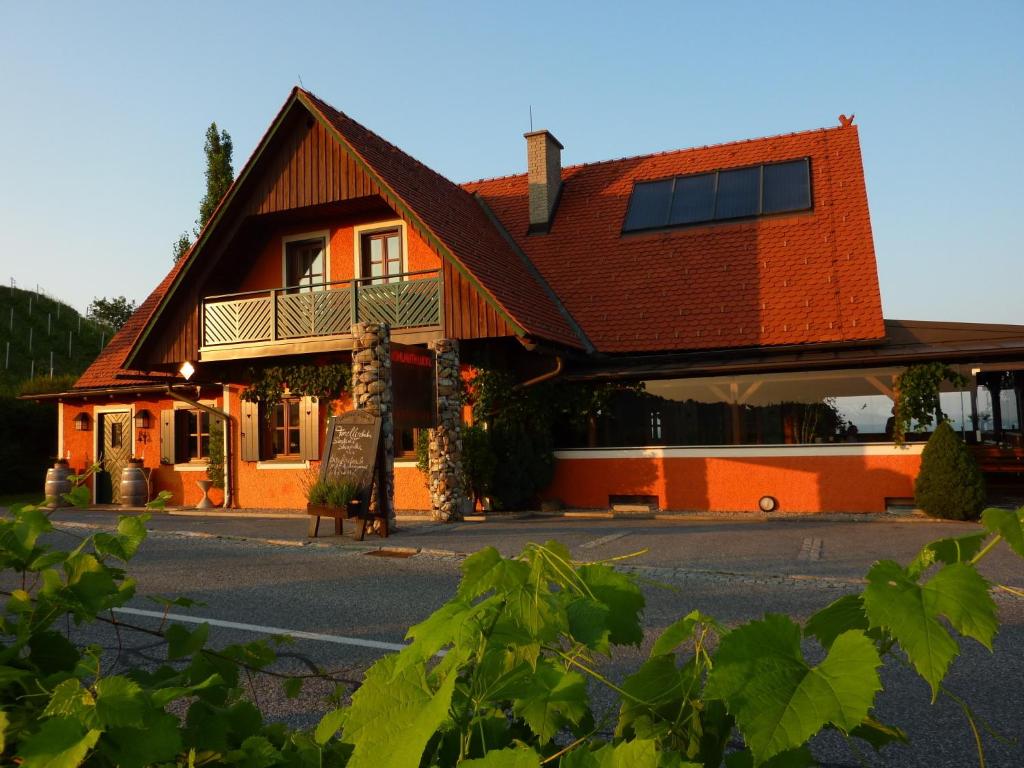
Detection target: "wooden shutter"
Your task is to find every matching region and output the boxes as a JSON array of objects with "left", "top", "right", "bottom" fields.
[
  {"left": 240, "top": 399, "right": 261, "bottom": 462},
  {"left": 159, "top": 409, "right": 175, "bottom": 464},
  {"left": 299, "top": 396, "right": 320, "bottom": 461}
]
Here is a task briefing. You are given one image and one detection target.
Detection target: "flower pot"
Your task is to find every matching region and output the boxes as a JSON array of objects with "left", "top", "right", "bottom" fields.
[{"left": 195, "top": 479, "right": 215, "bottom": 509}]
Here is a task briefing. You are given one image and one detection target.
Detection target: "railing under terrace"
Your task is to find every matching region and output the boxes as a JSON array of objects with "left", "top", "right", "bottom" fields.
[{"left": 200, "top": 270, "right": 442, "bottom": 348}]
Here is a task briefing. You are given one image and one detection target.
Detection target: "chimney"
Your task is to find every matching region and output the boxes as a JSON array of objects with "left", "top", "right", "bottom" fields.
[{"left": 524, "top": 129, "right": 563, "bottom": 233}]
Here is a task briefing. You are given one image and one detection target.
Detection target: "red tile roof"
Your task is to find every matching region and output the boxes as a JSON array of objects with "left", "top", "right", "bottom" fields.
[
  {"left": 463, "top": 124, "right": 885, "bottom": 354},
  {"left": 73, "top": 261, "right": 187, "bottom": 390},
  {"left": 73, "top": 94, "right": 886, "bottom": 390}
]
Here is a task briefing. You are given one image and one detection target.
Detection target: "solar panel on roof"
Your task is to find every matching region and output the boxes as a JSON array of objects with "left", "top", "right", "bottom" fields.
[{"left": 622, "top": 158, "right": 812, "bottom": 233}]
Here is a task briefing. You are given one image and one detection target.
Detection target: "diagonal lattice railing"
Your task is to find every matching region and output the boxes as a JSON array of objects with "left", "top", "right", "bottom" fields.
[{"left": 201, "top": 271, "right": 440, "bottom": 347}]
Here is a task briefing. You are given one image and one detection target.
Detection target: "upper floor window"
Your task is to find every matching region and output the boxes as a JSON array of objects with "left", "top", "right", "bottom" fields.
[
  {"left": 285, "top": 236, "right": 326, "bottom": 292},
  {"left": 360, "top": 228, "right": 402, "bottom": 285},
  {"left": 622, "top": 158, "right": 811, "bottom": 233}
]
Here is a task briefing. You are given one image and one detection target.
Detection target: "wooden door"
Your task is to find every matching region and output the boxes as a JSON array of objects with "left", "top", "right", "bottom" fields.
[{"left": 98, "top": 411, "right": 132, "bottom": 503}]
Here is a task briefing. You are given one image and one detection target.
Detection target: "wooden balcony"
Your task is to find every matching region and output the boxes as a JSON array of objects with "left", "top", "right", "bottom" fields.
[{"left": 199, "top": 270, "right": 442, "bottom": 360}]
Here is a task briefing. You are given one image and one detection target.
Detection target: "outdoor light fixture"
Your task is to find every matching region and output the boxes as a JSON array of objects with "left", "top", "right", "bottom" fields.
[
  {"left": 179, "top": 361, "right": 195, "bottom": 380},
  {"left": 74, "top": 413, "right": 91, "bottom": 432},
  {"left": 134, "top": 409, "right": 151, "bottom": 430}
]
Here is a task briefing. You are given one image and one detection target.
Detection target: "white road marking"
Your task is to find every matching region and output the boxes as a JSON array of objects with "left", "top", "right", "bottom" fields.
[
  {"left": 579, "top": 532, "right": 630, "bottom": 550},
  {"left": 797, "top": 537, "right": 824, "bottom": 561},
  {"left": 113, "top": 607, "right": 408, "bottom": 652}
]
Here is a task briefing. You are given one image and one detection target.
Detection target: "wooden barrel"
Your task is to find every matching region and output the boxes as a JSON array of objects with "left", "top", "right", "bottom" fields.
[
  {"left": 44, "top": 460, "right": 72, "bottom": 508},
  {"left": 119, "top": 461, "right": 148, "bottom": 507}
]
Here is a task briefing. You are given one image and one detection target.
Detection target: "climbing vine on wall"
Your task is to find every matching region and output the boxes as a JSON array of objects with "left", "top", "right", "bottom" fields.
[
  {"left": 240, "top": 364, "right": 351, "bottom": 412},
  {"left": 893, "top": 363, "right": 968, "bottom": 446}
]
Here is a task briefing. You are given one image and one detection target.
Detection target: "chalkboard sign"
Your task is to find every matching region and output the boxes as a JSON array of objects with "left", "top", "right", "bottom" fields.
[{"left": 319, "top": 411, "right": 381, "bottom": 485}]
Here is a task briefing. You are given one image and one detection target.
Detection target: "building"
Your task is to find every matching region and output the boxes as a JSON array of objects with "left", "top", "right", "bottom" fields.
[{"left": 35, "top": 89, "right": 1024, "bottom": 515}]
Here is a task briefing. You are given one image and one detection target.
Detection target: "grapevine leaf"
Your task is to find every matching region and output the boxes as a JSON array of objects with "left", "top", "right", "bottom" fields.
[
  {"left": 863, "top": 560, "right": 995, "bottom": 698},
  {"left": 29, "top": 630, "right": 80, "bottom": 674},
  {"left": 283, "top": 676, "right": 303, "bottom": 699},
  {"left": 315, "top": 708, "right": 347, "bottom": 746},
  {"left": 804, "top": 594, "right": 869, "bottom": 650},
  {"left": 393, "top": 596, "right": 476, "bottom": 676},
  {"left": 460, "top": 746, "right": 542, "bottom": 767},
  {"left": 63, "top": 485, "right": 91, "bottom": 508},
  {"left": 706, "top": 616, "right": 881, "bottom": 765},
  {"left": 344, "top": 654, "right": 457, "bottom": 768},
  {"left": 43, "top": 679, "right": 96, "bottom": 723},
  {"left": 723, "top": 746, "right": 814, "bottom": 768},
  {"left": 923, "top": 563, "right": 997, "bottom": 650},
  {"left": 577, "top": 565, "right": 644, "bottom": 646},
  {"left": 573, "top": 738, "right": 670, "bottom": 768},
  {"left": 228, "top": 735, "right": 281, "bottom": 768},
  {"left": 981, "top": 506, "right": 1024, "bottom": 558},
  {"left": 459, "top": 547, "right": 529, "bottom": 598},
  {"left": 17, "top": 717, "right": 101, "bottom": 768},
  {"left": 0, "top": 711, "right": 7, "bottom": 753},
  {"left": 566, "top": 597, "right": 611, "bottom": 652},
  {"left": 166, "top": 622, "right": 210, "bottom": 660},
  {"left": 848, "top": 716, "right": 909, "bottom": 751},
  {"left": 908, "top": 533, "right": 987, "bottom": 577},
  {"left": 511, "top": 658, "right": 589, "bottom": 742},
  {"left": 95, "top": 675, "right": 146, "bottom": 728},
  {"left": 616, "top": 654, "right": 691, "bottom": 742},
  {"left": 651, "top": 610, "right": 720, "bottom": 657},
  {"left": 150, "top": 673, "right": 224, "bottom": 707},
  {"left": 102, "top": 713, "right": 183, "bottom": 767}
]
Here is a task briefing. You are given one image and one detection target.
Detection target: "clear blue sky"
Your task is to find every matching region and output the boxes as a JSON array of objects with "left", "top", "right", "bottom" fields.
[{"left": 1, "top": 1, "right": 1021, "bottom": 324}]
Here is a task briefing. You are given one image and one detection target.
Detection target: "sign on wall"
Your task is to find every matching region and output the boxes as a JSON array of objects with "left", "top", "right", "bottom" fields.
[{"left": 392, "top": 342, "right": 436, "bottom": 428}]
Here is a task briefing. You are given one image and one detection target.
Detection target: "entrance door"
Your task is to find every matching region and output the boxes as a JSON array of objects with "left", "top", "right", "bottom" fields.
[{"left": 97, "top": 411, "right": 131, "bottom": 503}]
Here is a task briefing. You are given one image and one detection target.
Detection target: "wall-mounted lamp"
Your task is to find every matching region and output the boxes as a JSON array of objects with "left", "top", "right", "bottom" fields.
[
  {"left": 179, "top": 361, "right": 195, "bottom": 381},
  {"left": 134, "top": 409, "right": 152, "bottom": 430},
  {"left": 74, "top": 413, "right": 91, "bottom": 432}
]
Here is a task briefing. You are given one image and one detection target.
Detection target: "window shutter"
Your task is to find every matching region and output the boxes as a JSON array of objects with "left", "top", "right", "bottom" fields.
[
  {"left": 300, "top": 396, "right": 320, "bottom": 461},
  {"left": 240, "top": 399, "right": 261, "bottom": 462},
  {"left": 160, "top": 409, "right": 175, "bottom": 464}
]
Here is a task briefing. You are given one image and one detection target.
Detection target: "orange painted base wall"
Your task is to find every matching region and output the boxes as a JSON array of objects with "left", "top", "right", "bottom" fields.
[{"left": 545, "top": 452, "right": 922, "bottom": 513}]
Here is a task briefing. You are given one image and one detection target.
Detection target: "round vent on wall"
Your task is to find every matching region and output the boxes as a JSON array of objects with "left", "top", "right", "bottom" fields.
[{"left": 758, "top": 496, "right": 778, "bottom": 513}]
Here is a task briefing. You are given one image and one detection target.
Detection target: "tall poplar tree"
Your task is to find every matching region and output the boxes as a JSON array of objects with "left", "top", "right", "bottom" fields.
[{"left": 172, "top": 122, "right": 234, "bottom": 262}]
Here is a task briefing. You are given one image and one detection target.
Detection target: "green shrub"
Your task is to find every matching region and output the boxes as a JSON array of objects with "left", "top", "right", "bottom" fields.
[
  {"left": 305, "top": 473, "right": 364, "bottom": 507},
  {"left": 489, "top": 420, "right": 554, "bottom": 509},
  {"left": 914, "top": 421, "right": 987, "bottom": 520},
  {"left": 461, "top": 424, "right": 496, "bottom": 505}
]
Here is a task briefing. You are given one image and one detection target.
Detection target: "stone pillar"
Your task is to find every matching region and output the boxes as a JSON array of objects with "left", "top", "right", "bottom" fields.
[
  {"left": 351, "top": 322, "right": 394, "bottom": 526},
  {"left": 428, "top": 339, "right": 464, "bottom": 522}
]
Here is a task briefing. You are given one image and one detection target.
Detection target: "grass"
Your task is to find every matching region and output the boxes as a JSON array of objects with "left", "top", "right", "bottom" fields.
[{"left": 0, "top": 285, "right": 109, "bottom": 391}]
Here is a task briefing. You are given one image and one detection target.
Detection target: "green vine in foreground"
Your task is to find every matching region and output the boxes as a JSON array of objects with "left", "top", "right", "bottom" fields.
[
  {"left": 893, "top": 362, "right": 968, "bottom": 446},
  {"left": 1, "top": 463, "right": 1022, "bottom": 766},
  {"left": 241, "top": 363, "right": 351, "bottom": 412}
]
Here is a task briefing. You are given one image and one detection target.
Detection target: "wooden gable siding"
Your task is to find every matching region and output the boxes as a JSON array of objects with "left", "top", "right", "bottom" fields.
[
  {"left": 244, "top": 117, "right": 381, "bottom": 215},
  {"left": 443, "top": 261, "right": 515, "bottom": 340},
  {"left": 148, "top": 287, "right": 201, "bottom": 366}
]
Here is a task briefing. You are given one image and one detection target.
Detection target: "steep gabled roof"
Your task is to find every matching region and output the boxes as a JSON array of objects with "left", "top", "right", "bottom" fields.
[
  {"left": 464, "top": 124, "right": 886, "bottom": 354},
  {"left": 120, "top": 88, "right": 582, "bottom": 374}
]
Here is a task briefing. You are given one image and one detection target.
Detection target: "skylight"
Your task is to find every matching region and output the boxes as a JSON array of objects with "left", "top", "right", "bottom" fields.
[{"left": 623, "top": 158, "right": 811, "bottom": 232}]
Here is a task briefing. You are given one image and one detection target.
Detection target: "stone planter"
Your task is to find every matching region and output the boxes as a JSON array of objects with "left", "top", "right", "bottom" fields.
[{"left": 195, "top": 479, "right": 215, "bottom": 509}]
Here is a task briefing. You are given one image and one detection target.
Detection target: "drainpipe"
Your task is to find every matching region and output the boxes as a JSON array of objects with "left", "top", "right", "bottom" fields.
[
  {"left": 515, "top": 355, "right": 564, "bottom": 390},
  {"left": 164, "top": 386, "right": 232, "bottom": 509}
]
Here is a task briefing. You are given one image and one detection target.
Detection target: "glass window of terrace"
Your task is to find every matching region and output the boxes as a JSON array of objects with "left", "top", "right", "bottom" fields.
[{"left": 554, "top": 368, "right": 978, "bottom": 448}]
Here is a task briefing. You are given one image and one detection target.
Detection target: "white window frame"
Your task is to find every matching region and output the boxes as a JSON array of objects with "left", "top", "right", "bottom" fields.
[
  {"left": 281, "top": 230, "right": 331, "bottom": 290},
  {"left": 172, "top": 399, "right": 215, "bottom": 470},
  {"left": 352, "top": 220, "right": 408, "bottom": 281}
]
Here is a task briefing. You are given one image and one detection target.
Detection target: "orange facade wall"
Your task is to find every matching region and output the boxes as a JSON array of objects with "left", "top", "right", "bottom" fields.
[
  {"left": 237, "top": 214, "right": 441, "bottom": 295},
  {"left": 545, "top": 449, "right": 922, "bottom": 513}
]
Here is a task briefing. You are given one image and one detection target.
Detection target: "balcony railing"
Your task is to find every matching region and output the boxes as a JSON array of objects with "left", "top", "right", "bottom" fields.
[{"left": 201, "top": 270, "right": 441, "bottom": 347}]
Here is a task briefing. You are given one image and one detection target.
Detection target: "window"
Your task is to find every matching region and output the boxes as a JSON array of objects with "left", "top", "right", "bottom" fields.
[
  {"left": 285, "top": 237, "right": 326, "bottom": 292},
  {"left": 360, "top": 228, "right": 402, "bottom": 285},
  {"left": 622, "top": 158, "right": 811, "bottom": 232},
  {"left": 110, "top": 422, "right": 123, "bottom": 448},
  {"left": 272, "top": 398, "right": 302, "bottom": 458},
  {"left": 183, "top": 410, "right": 210, "bottom": 461}
]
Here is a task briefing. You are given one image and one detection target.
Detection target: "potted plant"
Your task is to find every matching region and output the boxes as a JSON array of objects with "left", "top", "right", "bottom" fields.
[{"left": 305, "top": 473, "right": 367, "bottom": 519}]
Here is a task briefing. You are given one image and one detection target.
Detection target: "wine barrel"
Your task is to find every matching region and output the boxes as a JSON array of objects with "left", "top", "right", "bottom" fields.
[
  {"left": 119, "top": 460, "right": 148, "bottom": 507},
  {"left": 44, "top": 460, "right": 72, "bottom": 508}
]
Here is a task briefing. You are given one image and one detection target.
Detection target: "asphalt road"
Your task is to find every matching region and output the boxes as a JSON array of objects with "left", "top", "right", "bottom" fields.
[{"left": 15, "top": 511, "right": 1024, "bottom": 766}]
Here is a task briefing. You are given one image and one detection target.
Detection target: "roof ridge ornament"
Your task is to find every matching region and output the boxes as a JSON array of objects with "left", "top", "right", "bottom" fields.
[{"left": 838, "top": 113, "right": 856, "bottom": 127}]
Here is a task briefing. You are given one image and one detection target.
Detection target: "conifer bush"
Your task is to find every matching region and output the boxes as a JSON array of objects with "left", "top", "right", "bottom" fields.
[{"left": 914, "top": 421, "right": 987, "bottom": 520}]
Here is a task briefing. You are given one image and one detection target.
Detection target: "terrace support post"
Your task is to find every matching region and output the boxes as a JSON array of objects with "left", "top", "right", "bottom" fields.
[
  {"left": 428, "top": 339, "right": 465, "bottom": 522},
  {"left": 351, "top": 322, "right": 395, "bottom": 528}
]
